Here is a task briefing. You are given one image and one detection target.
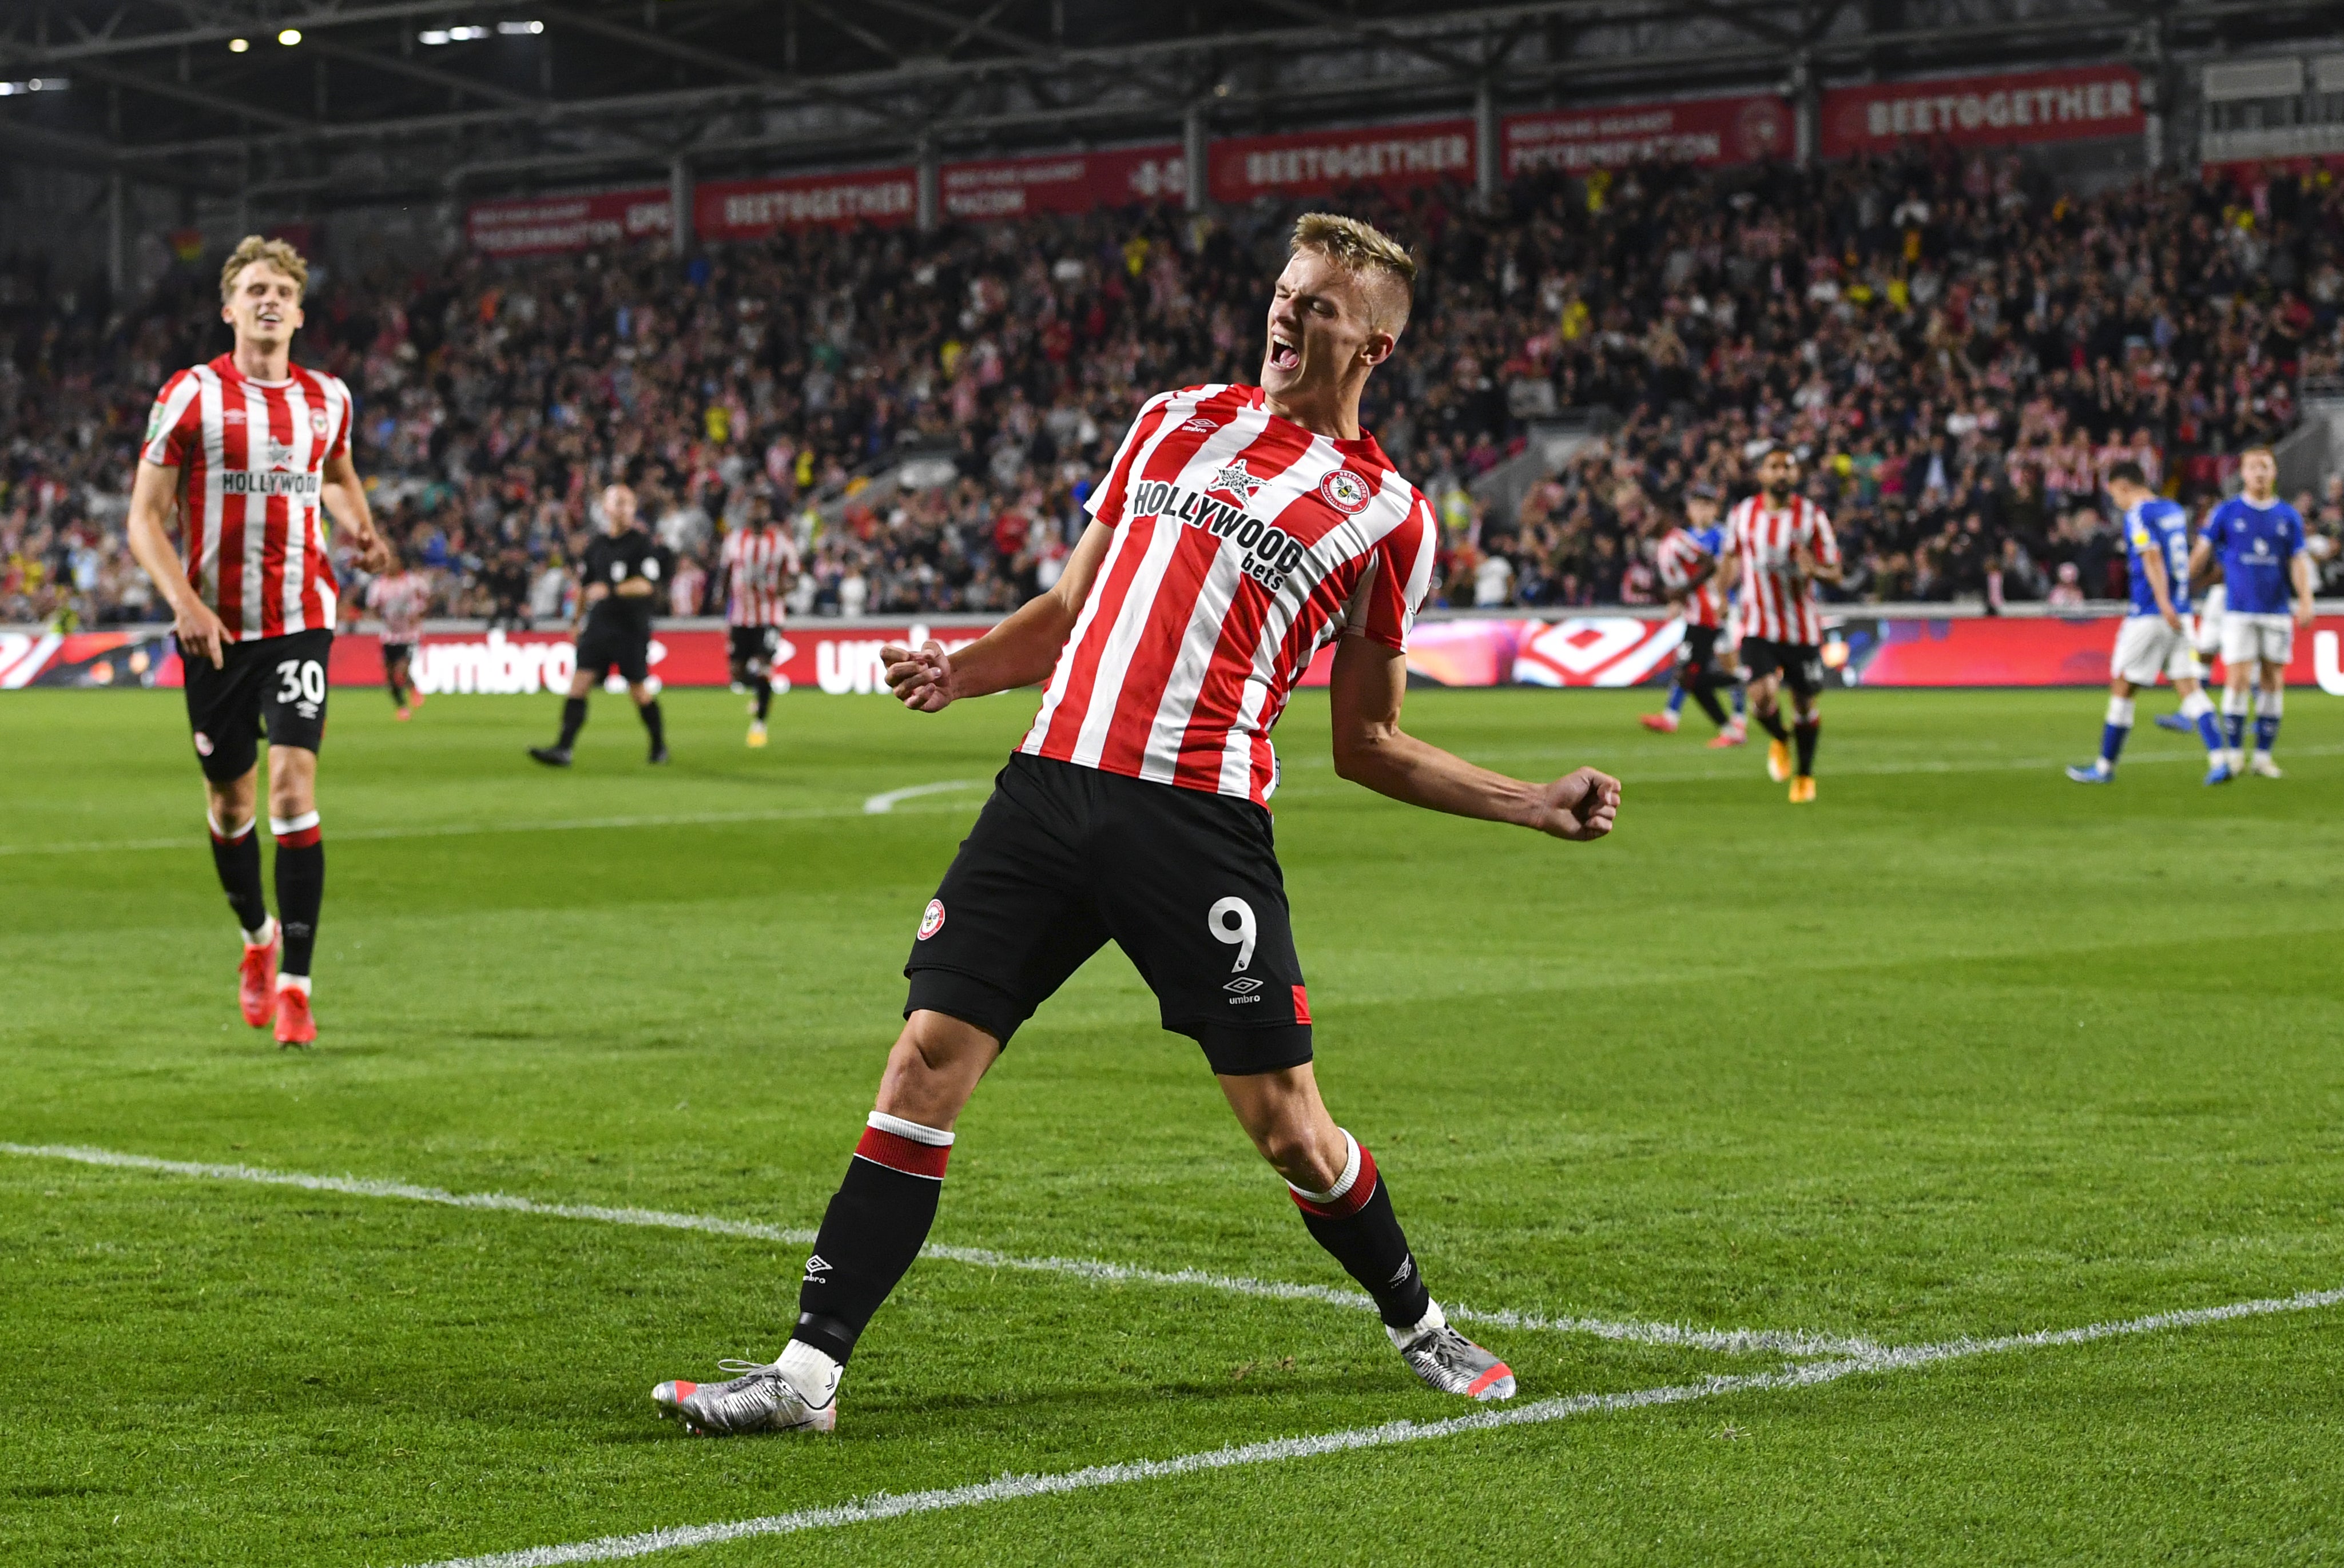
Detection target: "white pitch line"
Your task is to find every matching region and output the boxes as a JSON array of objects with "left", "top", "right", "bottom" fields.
[
  {"left": 862, "top": 779, "right": 981, "bottom": 814},
  {"left": 0, "top": 797, "right": 986, "bottom": 858},
  {"left": 0, "top": 1142, "right": 1872, "bottom": 1359},
  {"left": 409, "top": 1284, "right": 2344, "bottom": 1568}
]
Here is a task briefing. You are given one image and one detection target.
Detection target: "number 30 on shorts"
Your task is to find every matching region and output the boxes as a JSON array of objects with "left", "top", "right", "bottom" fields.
[
  {"left": 275, "top": 658, "right": 327, "bottom": 705},
  {"left": 1209, "top": 896, "right": 1257, "bottom": 973}
]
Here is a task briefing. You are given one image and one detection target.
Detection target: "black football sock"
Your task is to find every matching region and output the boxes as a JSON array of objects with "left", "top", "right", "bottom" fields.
[
  {"left": 271, "top": 814, "right": 324, "bottom": 977},
  {"left": 1290, "top": 1133, "right": 1433, "bottom": 1331},
  {"left": 208, "top": 813, "right": 270, "bottom": 937},
  {"left": 555, "top": 697, "right": 587, "bottom": 749},
  {"left": 753, "top": 675, "right": 773, "bottom": 721},
  {"left": 1754, "top": 708, "right": 1790, "bottom": 742},
  {"left": 639, "top": 699, "right": 666, "bottom": 751},
  {"left": 792, "top": 1114, "right": 952, "bottom": 1364},
  {"left": 1689, "top": 682, "right": 1730, "bottom": 727},
  {"left": 1794, "top": 715, "right": 1821, "bottom": 774}
]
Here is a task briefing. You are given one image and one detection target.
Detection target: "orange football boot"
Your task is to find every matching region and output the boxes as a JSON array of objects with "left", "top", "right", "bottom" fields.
[
  {"left": 1766, "top": 738, "right": 1793, "bottom": 782},
  {"left": 274, "top": 985, "right": 316, "bottom": 1048},
  {"left": 1789, "top": 775, "right": 1817, "bottom": 804},
  {"left": 239, "top": 923, "right": 279, "bottom": 1028}
]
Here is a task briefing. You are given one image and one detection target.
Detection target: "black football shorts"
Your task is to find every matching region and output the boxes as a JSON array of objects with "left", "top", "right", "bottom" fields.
[
  {"left": 728, "top": 625, "right": 780, "bottom": 675},
  {"left": 180, "top": 627, "right": 332, "bottom": 783},
  {"left": 905, "top": 754, "right": 1313, "bottom": 1076},
  {"left": 1738, "top": 635, "right": 1824, "bottom": 698},
  {"left": 575, "top": 614, "right": 650, "bottom": 684}
]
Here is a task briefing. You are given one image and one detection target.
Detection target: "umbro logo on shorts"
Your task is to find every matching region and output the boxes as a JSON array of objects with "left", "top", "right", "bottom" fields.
[{"left": 1223, "top": 976, "right": 1263, "bottom": 995}]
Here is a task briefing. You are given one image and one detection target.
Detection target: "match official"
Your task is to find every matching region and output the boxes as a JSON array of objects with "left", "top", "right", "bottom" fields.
[{"left": 530, "top": 482, "right": 672, "bottom": 767}]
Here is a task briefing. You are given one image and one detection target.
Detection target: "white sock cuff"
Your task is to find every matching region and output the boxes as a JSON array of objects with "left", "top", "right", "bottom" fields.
[
  {"left": 208, "top": 810, "right": 254, "bottom": 840},
  {"left": 276, "top": 973, "right": 311, "bottom": 994},
  {"left": 776, "top": 1338, "right": 842, "bottom": 1408},
  {"left": 2179, "top": 690, "right": 2214, "bottom": 719},
  {"left": 2105, "top": 696, "right": 2135, "bottom": 726},
  {"left": 241, "top": 916, "right": 275, "bottom": 946},
  {"left": 1286, "top": 1129, "right": 1362, "bottom": 1205},
  {"left": 2259, "top": 689, "right": 2284, "bottom": 716},
  {"left": 269, "top": 810, "right": 321, "bottom": 836},
  {"left": 1385, "top": 1299, "right": 1447, "bottom": 1348},
  {"left": 866, "top": 1111, "right": 954, "bottom": 1147},
  {"left": 2220, "top": 689, "right": 2250, "bottom": 714}
]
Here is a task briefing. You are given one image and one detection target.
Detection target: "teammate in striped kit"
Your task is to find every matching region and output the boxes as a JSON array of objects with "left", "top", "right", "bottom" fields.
[
  {"left": 651, "top": 214, "right": 1622, "bottom": 1436},
  {"left": 1715, "top": 447, "right": 1838, "bottom": 803},
  {"left": 364, "top": 550, "right": 432, "bottom": 720},
  {"left": 720, "top": 503, "right": 799, "bottom": 748},
  {"left": 125, "top": 236, "right": 391, "bottom": 1047},
  {"left": 1639, "top": 486, "right": 1746, "bottom": 745}
]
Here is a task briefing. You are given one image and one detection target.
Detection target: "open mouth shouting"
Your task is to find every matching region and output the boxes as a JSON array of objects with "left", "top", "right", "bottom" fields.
[{"left": 1266, "top": 331, "right": 1302, "bottom": 376}]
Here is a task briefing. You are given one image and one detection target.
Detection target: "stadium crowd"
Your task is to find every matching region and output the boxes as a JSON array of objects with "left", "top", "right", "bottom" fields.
[{"left": 4, "top": 146, "right": 2343, "bottom": 631}]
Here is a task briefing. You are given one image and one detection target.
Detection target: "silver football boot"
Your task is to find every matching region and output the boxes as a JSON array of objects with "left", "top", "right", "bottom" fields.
[
  {"left": 651, "top": 1359, "right": 837, "bottom": 1436},
  {"left": 1397, "top": 1322, "right": 1517, "bottom": 1401}
]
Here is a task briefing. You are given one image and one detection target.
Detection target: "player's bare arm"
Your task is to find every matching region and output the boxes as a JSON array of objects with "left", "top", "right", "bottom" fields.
[
  {"left": 125, "top": 457, "right": 229, "bottom": 668},
  {"left": 1328, "top": 635, "right": 1619, "bottom": 842},
  {"left": 2293, "top": 547, "right": 2317, "bottom": 627},
  {"left": 1791, "top": 541, "right": 1843, "bottom": 586},
  {"left": 320, "top": 451, "right": 392, "bottom": 575},
  {"left": 881, "top": 519, "right": 1114, "bottom": 711}
]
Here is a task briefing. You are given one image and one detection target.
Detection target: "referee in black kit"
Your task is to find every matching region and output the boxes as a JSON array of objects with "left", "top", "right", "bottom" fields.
[{"left": 530, "top": 481, "right": 673, "bottom": 767}]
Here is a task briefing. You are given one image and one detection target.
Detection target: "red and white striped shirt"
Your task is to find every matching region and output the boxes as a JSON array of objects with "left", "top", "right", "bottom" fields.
[
  {"left": 1019, "top": 384, "right": 1436, "bottom": 806},
  {"left": 721, "top": 524, "right": 798, "bottom": 627},
  {"left": 141, "top": 354, "right": 353, "bottom": 642},
  {"left": 1724, "top": 494, "right": 1838, "bottom": 646},
  {"left": 1654, "top": 527, "right": 1723, "bottom": 629},
  {"left": 365, "top": 571, "right": 432, "bottom": 643}
]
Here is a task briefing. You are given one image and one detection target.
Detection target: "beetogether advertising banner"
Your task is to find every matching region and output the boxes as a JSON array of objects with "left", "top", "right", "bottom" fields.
[{"left": 8, "top": 618, "right": 2343, "bottom": 695}]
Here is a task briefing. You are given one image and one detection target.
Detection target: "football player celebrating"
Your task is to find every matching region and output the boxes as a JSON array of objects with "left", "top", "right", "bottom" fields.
[
  {"left": 719, "top": 498, "right": 798, "bottom": 749},
  {"left": 2191, "top": 446, "right": 2316, "bottom": 778},
  {"left": 1715, "top": 446, "right": 1838, "bottom": 802},
  {"left": 1640, "top": 486, "right": 1746, "bottom": 745},
  {"left": 529, "top": 483, "right": 671, "bottom": 767},
  {"left": 2067, "top": 462, "right": 2228, "bottom": 785},
  {"left": 125, "top": 236, "right": 391, "bottom": 1047},
  {"left": 650, "top": 214, "right": 1620, "bottom": 1436}
]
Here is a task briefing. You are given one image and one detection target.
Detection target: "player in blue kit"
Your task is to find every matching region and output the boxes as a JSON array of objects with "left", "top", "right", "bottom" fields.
[
  {"left": 2191, "top": 446, "right": 2316, "bottom": 779},
  {"left": 2067, "top": 463, "right": 2230, "bottom": 786}
]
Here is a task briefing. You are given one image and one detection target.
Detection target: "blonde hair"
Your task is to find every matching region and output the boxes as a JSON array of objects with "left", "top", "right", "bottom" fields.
[
  {"left": 1290, "top": 212, "right": 1416, "bottom": 332},
  {"left": 218, "top": 234, "right": 309, "bottom": 304}
]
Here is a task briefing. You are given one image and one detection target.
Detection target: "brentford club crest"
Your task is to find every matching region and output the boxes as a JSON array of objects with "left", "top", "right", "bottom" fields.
[
  {"left": 1320, "top": 468, "right": 1373, "bottom": 514},
  {"left": 309, "top": 408, "right": 329, "bottom": 439},
  {"left": 917, "top": 898, "right": 946, "bottom": 940},
  {"left": 1208, "top": 459, "right": 1265, "bottom": 502}
]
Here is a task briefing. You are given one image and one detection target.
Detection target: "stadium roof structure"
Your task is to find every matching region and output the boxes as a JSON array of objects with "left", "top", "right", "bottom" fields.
[{"left": 1, "top": 0, "right": 2339, "bottom": 208}]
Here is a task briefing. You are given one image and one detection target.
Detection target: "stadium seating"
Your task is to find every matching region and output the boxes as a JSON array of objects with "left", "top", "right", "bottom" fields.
[{"left": 2, "top": 152, "right": 2340, "bottom": 630}]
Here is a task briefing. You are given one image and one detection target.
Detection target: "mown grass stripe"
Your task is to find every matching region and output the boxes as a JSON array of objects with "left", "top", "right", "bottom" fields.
[
  {"left": 0, "top": 1141, "right": 1874, "bottom": 1358},
  {"left": 408, "top": 1286, "right": 2344, "bottom": 1567}
]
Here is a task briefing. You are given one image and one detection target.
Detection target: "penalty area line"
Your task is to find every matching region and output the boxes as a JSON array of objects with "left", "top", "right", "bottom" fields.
[
  {"left": 408, "top": 1284, "right": 2344, "bottom": 1568},
  {"left": 0, "top": 1141, "right": 1871, "bottom": 1359}
]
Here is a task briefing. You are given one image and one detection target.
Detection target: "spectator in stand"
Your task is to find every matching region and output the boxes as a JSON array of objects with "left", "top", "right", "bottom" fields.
[{"left": 2, "top": 152, "right": 2338, "bottom": 627}]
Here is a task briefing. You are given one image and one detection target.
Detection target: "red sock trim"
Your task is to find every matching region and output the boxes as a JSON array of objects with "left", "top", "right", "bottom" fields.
[
  {"left": 1290, "top": 1143, "right": 1378, "bottom": 1219},
  {"left": 853, "top": 1124, "right": 951, "bottom": 1180},
  {"left": 275, "top": 826, "right": 323, "bottom": 849}
]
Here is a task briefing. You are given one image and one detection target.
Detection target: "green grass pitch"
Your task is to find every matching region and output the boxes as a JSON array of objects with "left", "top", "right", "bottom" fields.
[{"left": 4, "top": 681, "right": 2342, "bottom": 1566}]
